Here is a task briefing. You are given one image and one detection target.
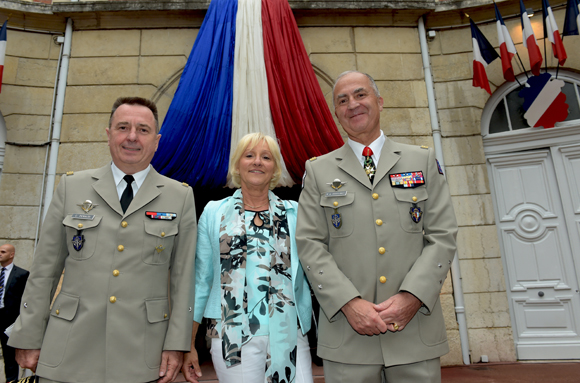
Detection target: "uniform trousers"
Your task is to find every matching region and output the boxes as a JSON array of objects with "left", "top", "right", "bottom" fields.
[
  {"left": 0, "top": 330, "right": 19, "bottom": 382},
  {"left": 211, "top": 331, "right": 313, "bottom": 383},
  {"left": 323, "top": 357, "right": 441, "bottom": 383}
]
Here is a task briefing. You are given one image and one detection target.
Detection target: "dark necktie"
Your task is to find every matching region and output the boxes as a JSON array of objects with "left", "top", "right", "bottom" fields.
[
  {"left": 0, "top": 267, "right": 6, "bottom": 295},
  {"left": 363, "top": 147, "right": 376, "bottom": 183},
  {"left": 120, "top": 175, "right": 135, "bottom": 213}
]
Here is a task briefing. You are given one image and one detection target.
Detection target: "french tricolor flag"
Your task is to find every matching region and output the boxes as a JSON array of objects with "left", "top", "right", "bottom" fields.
[
  {"left": 495, "top": 4, "right": 517, "bottom": 82},
  {"left": 562, "top": 0, "right": 579, "bottom": 37},
  {"left": 542, "top": 0, "right": 567, "bottom": 66},
  {"left": 0, "top": 20, "right": 7, "bottom": 93},
  {"left": 520, "top": 0, "right": 543, "bottom": 75},
  {"left": 470, "top": 19, "right": 499, "bottom": 94}
]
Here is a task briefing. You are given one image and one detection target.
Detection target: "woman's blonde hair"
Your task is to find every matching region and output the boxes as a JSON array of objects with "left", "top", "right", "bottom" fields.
[{"left": 228, "top": 133, "right": 283, "bottom": 190}]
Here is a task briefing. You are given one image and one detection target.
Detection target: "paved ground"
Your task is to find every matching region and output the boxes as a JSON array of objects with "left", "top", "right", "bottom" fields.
[{"left": 175, "top": 361, "right": 580, "bottom": 383}]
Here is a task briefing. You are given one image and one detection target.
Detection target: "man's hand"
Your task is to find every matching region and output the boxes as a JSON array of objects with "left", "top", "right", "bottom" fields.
[
  {"left": 182, "top": 347, "right": 203, "bottom": 383},
  {"left": 158, "top": 350, "right": 183, "bottom": 383},
  {"left": 15, "top": 349, "right": 40, "bottom": 372},
  {"left": 341, "top": 297, "right": 388, "bottom": 335},
  {"left": 374, "top": 292, "right": 423, "bottom": 332}
]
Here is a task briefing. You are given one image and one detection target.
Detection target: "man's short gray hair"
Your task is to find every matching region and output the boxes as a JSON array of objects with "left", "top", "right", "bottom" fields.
[{"left": 332, "top": 71, "right": 381, "bottom": 107}]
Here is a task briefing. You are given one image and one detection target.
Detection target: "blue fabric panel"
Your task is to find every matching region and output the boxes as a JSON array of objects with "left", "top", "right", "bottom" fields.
[{"left": 151, "top": 0, "right": 237, "bottom": 188}]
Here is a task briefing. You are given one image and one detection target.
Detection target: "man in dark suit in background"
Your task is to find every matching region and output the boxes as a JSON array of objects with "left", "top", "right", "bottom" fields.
[{"left": 0, "top": 243, "right": 29, "bottom": 382}]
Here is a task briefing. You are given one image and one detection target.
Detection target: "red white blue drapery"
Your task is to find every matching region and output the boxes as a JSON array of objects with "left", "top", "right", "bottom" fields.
[{"left": 152, "top": 0, "right": 344, "bottom": 188}]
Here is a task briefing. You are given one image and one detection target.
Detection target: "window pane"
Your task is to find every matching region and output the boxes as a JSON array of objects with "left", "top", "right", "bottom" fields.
[
  {"left": 562, "top": 82, "right": 580, "bottom": 121},
  {"left": 489, "top": 98, "right": 509, "bottom": 134},
  {"left": 506, "top": 87, "right": 529, "bottom": 130}
]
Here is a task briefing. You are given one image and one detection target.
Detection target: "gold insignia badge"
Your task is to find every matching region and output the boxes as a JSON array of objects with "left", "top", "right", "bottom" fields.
[
  {"left": 155, "top": 245, "right": 165, "bottom": 253},
  {"left": 78, "top": 200, "right": 98, "bottom": 213},
  {"left": 327, "top": 178, "right": 347, "bottom": 190}
]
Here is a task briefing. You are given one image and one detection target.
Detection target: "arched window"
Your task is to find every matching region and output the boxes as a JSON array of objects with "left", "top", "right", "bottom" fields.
[{"left": 482, "top": 70, "right": 580, "bottom": 137}]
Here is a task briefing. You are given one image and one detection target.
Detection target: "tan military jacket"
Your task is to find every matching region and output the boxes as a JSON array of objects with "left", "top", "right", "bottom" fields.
[
  {"left": 9, "top": 165, "right": 197, "bottom": 383},
  {"left": 296, "top": 137, "right": 458, "bottom": 366}
]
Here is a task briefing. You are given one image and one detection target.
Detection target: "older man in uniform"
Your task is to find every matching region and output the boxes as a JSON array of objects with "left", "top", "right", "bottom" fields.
[
  {"left": 296, "top": 71, "right": 458, "bottom": 383},
  {"left": 9, "top": 97, "right": 197, "bottom": 383}
]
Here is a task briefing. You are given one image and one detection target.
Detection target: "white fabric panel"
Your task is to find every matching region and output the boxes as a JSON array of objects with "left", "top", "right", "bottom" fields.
[{"left": 230, "top": 0, "right": 294, "bottom": 187}]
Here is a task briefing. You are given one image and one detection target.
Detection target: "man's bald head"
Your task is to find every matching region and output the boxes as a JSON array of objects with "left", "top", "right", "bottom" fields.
[{"left": 0, "top": 244, "right": 15, "bottom": 267}]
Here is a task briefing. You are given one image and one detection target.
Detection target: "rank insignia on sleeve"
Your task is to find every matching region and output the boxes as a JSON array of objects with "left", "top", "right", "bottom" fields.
[
  {"left": 72, "top": 231, "right": 85, "bottom": 251},
  {"left": 410, "top": 204, "right": 423, "bottom": 223},
  {"left": 146, "top": 212, "right": 177, "bottom": 220},
  {"left": 436, "top": 159, "right": 444, "bottom": 175},
  {"left": 331, "top": 208, "right": 342, "bottom": 229},
  {"left": 390, "top": 172, "right": 425, "bottom": 188}
]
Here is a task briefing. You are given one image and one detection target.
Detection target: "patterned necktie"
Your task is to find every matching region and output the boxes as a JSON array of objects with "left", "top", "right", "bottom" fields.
[
  {"left": 0, "top": 267, "right": 6, "bottom": 294},
  {"left": 120, "top": 175, "right": 135, "bottom": 213},
  {"left": 363, "top": 147, "right": 376, "bottom": 183}
]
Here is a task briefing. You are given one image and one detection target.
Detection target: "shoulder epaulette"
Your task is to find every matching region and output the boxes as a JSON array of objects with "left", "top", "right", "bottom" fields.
[
  {"left": 309, "top": 157, "right": 317, "bottom": 162},
  {"left": 182, "top": 182, "right": 189, "bottom": 187},
  {"left": 420, "top": 145, "right": 429, "bottom": 149},
  {"left": 66, "top": 171, "right": 74, "bottom": 176}
]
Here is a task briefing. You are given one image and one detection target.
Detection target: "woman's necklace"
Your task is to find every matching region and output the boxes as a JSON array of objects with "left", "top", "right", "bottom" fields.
[{"left": 244, "top": 201, "right": 269, "bottom": 209}]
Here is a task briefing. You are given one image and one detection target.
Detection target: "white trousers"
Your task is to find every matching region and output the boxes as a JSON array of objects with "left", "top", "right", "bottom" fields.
[{"left": 211, "top": 331, "right": 314, "bottom": 383}]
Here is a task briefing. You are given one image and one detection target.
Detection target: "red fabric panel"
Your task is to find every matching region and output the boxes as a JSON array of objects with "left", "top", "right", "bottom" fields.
[
  {"left": 473, "top": 60, "right": 491, "bottom": 94},
  {"left": 526, "top": 35, "right": 543, "bottom": 76},
  {"left": 499, "top": 43, "right": 515, "bottom": 82},
  {"left": 262, "top": 0, "right": 344, "bottom": 183},
  {"left": 535, "top": 92, "right": 568, "bottom": 128},
  {"left": 552, "top": 32, "right": 567, "bottom": 66}
]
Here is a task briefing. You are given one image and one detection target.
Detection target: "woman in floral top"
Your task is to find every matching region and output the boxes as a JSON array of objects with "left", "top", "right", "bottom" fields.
[{"left": 183, "top": 133, "right": 313, "bottom": 383}]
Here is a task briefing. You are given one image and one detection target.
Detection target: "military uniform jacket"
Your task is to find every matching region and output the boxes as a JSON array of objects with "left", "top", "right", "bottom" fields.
[
  {"left": 296, "top": 137, "right": 458, "bottom": 367},
  {"left": 9, "top": 165, "right": 197, "bottom": 383}
]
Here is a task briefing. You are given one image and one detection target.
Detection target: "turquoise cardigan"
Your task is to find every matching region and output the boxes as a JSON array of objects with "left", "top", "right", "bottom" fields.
[{"left": 193, "top": 195, "right": 312, "bottom": 334}]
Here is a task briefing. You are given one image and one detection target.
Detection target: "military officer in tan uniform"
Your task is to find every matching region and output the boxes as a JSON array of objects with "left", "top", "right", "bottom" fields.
[
  {"left": 296, "top": 71, "right": 458, "bottom": 383},
  {"left": 9, "top": 97, "right": 197, "bottom": 383}
]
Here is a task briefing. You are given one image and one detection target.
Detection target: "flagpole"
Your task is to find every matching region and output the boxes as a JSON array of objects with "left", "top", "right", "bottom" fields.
[
  {"left": 542, "top": 7, "right": 548, "bottom": 73},
  {"left": 515, "top": 52, "right": 530, "bottom": 80}
]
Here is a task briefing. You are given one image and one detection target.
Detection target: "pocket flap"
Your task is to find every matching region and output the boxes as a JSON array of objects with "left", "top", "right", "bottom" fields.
[
  {"left": 62, "top": 215, "right": 102, "bottom": 230},
  {"left": 145, "top": 298, "right": 170, "bottom": 323},
  {"left": 144, "top": 220, "right": 179, "bottom": 238},
  {"left": 319, "top": 192, "right": 355, "bottom": 208},
  {"left": 51, "top": 292, "right": 80, "bottom": 321},
  {"left": 392, "top": 187, "right": 428, "bottom": 203}
]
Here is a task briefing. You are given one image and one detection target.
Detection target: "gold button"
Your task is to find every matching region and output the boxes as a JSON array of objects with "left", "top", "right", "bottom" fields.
[
  {"left": 378, "top": 247, "right": 386, "bottom": 254},
  {"left": 113, "top": 270, "right": 120, "bottom": 277},
  {"left": 55, "top": 309, "right": 60, "bottom": 315},
  {"left": 380, "top": 276, "right": 387, "bottom": 284},
  {"left": 121, "top": 221, "right": 128, "bottom": 228},
  {"left": 164, "top": 313, "right": 168, "bottom": 318},
  {"left": 412, "top": 196, "right": 417, "bottom": 202},
  {"left": 333, "top": 201, "right": 338, "bottom": 207},
  {"left": 372, "top": 193, "right": 379, "bottom": 200},
  {"left": 77, "top": 223, "right": 83, "bottom": 229},
  {"left": 117, "top": 245, "right": 124, "bottom": 252},
  {"left": 109, "top": 296, "right": 117, "bottom": 303},
  {"left": 161, "top": 232, "right": 165, "bottom": 237},
  {"left": 376, "top": 219, "right": 383, "bottom": 226}
]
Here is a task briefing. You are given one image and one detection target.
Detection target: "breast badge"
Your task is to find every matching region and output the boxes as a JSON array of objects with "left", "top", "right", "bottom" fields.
[
  {"left": 410, "top": 204, "right": 423, "bottom": 223},
  {"left": 332, "top": 209, "right": 342, "bottom": 229},
  {"left": 72, "top": 230, "right": 85, "bottom": 251},
  {"left": 327, "top": 178, "right": 347, "bottom": 190},
  {"left": 78, "top": 200, "right": 98, "bottom": 213}
]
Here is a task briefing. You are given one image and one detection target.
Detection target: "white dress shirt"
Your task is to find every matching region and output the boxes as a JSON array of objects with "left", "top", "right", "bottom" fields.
[
  {"left": 347, "top": 130, "right": 386, "bottom": 167},
  {"left": 0, "top": 262, "right": 14, "bottom": 309},
  {"left": 111, "top": 162, "right": 151, "bottom": 200}
]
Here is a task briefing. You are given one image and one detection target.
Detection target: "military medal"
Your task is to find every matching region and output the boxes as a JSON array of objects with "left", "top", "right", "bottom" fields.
[
  {"left": 72, "top": 229, "right": 85, "bottom": 251},
  {"left": 146, "top": 211, "right": 177, "bottom": 220},
  {"left": 332, "top": 208, "right": 342, "bottom": 229},
  {"left": 390, "top": 172, "right": 425, "bottom": 188},
  {"left": 410, "top": 204, "right": 422, "bottom": 223},
  {"left": 78, "top": 200, "right": 98, "bottom": 213}
]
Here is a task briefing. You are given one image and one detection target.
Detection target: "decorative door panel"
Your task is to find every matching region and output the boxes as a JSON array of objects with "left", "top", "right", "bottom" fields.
[{"left": 488, "top": 149, "right": 580, "bottom": 359}]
